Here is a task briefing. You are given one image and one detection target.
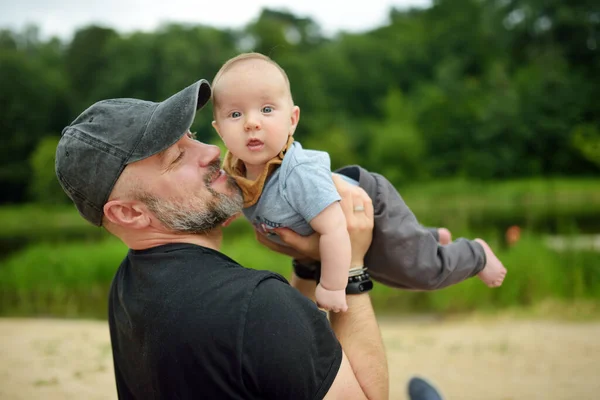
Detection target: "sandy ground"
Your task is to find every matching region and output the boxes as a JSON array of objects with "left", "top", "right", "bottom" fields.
[{"left": 1, "top": 316, "right": 599, "bottom": 400}]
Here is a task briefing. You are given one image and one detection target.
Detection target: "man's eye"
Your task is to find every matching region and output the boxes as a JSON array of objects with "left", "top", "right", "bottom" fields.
[
  {"left": 231, "top": 111, "right": 241, "bottom": 118},
  {"left": 262, "top": 106, "right": 273, "bottom": 113},
  {"left": 187, "top": 131, "right": 197, "bottom": 140},
  {"left": 172, "top": 151, "right": 185, "bottom": 165}
]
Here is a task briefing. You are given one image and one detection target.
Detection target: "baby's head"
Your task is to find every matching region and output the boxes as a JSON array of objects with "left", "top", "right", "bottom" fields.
[
  {"left": 212, "top": 53, "right": 293, "bottom": 107},
  {"left": 211, "top": 53, "right": 300, "bottom": 175}
]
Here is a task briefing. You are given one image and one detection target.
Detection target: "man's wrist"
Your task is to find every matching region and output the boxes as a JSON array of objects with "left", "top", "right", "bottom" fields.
[
  {"left": 292, "top": 259, "right": 321, "bottom": 281},
  {"left": 293, "top": 260, "right": 374, "bottom": 294},
  {"left": 346, "top": 271, "right": 374, "bottom": 294}
]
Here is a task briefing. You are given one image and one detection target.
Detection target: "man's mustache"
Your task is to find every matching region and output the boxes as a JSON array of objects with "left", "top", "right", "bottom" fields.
[{"left": 203, "top": 160, "right": 223, "bottom": 186}]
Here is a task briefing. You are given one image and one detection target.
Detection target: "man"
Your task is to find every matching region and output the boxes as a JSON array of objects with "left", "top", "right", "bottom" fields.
[{"left": 55, "top": 79, "right": 388, "bottom": 399}]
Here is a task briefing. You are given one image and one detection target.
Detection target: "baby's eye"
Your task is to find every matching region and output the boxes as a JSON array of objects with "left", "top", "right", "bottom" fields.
[
  {"left": 261, "top": 106, "right": 273, "bottom": 113},
  {"left": 230, "top": 111, "right": 241, "bottom": 118}
]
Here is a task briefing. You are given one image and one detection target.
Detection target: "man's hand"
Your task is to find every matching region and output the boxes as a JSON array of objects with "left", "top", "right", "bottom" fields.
[
  {"left": 255, "top": 174, "right": 374, "bottom": 266},
  {"left": 332, "top": 175, "right": 373, "bottom": 267},
  {"left": 254, "top": 229, "right": 320, "bottom": 262}
]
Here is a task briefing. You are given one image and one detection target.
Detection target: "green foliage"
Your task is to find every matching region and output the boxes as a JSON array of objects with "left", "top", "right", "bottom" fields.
[
  {"left": 0, "top": 239, "right": 126, "bottom": 318},
  {"left": 572, "top": 124, "right": 600, "bottom": 167},
  {"left": 0, "top": 47, "right": 68, "bottom": 202},
  {"left": 1, "top": 177, "right": 597, "bottom": 254},
  {"left": 29, "top": 136, "right": 70, "bottom": 204},
  {"left": 400, "top": 178, "right": 600, "bottom": 232},
  {"left": 0, "top": 205, "right": 108, "bottom": 259},
  {"left": 1, "top": 2, "right": 599, "bottom": 203},
  {"left": 1, "top": 3, "right": 598, "bottom": 319},
  {"left": 367, "top": 90, "right": 426, "bottom": 184},
  {"left": 1, "top": 231, "right": 598, "bottom": 319}
]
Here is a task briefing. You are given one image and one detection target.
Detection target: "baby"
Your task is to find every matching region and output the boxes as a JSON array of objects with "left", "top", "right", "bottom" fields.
[{"left": 211, "top": 53, "right": 506, "bottom": 312}]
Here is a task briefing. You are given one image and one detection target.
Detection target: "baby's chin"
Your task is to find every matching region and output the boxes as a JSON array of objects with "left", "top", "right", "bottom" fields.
[{"left": 243, "top": 151, "right": 280, "bottom": 167}]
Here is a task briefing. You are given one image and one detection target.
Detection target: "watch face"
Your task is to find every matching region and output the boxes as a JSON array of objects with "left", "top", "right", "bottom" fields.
[
  {"left": 346, "top": 279, "right": 373, "bottom": 294},
  {"left": 359, "top": 281, "right": 374, "bottom": 292}
]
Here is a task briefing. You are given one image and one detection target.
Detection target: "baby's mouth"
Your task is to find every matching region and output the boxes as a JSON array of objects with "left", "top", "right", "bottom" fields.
[{"left": 247, "top": 139, "right": 264, "bottom": 151}]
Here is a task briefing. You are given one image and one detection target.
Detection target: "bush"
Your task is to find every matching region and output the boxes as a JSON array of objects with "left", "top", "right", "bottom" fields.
[
  {"left": 29, "top": 136, "right": 70, "bottom": 205},
  {"left": 1, "top": 232, "right": 599, "bottom": 319},
  {"left": 0, "top": 239, "right": 127, "bottom": 318}
]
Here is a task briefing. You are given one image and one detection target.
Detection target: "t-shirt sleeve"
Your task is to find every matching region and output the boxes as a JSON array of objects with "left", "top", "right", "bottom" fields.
[
  {"left": 241, "top": 277, "right": 342, "bottom": 400},
  {"left": 283, "top": 162, "right": 341, "bottom": 223}
]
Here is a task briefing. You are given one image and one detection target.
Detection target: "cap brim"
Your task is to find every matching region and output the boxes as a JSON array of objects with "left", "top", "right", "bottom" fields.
[{"left": 128, "top": 79, "right": 211, "bottom": 163}]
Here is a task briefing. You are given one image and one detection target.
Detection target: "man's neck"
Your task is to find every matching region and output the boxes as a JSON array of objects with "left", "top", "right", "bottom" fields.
[{"left": 124, "top": 229, "right": 223, "bottom": 252}]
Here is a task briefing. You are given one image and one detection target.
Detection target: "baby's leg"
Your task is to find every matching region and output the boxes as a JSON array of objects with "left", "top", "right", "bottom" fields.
[{"left": 335, "top": 166, "right": 486, "bottom": 291}]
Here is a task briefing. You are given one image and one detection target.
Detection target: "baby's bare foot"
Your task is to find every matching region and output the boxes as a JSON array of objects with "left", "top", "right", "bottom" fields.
[{"left": 475, "top": 239, "right": 507, "bottom": 288}]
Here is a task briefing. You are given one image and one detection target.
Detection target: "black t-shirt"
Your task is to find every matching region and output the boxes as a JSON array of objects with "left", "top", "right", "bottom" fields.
[{"left": 108, "top": 243, "right": 342, "bottom": 399}]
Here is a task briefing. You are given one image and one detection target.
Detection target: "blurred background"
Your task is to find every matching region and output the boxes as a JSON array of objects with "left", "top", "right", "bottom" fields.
[
  {"left": 1, "top": 1, "right": 600, "bottom": 399},
  {"left": 0, "top": 0, "right": 599, "bottom": 320}
]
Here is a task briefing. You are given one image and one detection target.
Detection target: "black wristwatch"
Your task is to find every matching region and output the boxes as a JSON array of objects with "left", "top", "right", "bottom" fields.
[
  {"left": 292, "top": 260, "right": 374, "bottom": 294},
  {"left": 346, "top": 272, "right": 374, "bottom": 294},
  {"left": 292, "top": 259, "right": 321, "bottom": 282}
]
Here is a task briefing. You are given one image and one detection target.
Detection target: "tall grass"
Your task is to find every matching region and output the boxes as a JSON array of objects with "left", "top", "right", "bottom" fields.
[
  {"left": 2, "top": 178, "right": 598, "bottom": 245},
  {"left": 399, "top": 178, "right": 600, "bottom": 232},
  {"left": 1, "top": 232, "right": 598, "bottom": 319},
  {"left": 0, "top": 239, "right": 127, "bottom": 318}
]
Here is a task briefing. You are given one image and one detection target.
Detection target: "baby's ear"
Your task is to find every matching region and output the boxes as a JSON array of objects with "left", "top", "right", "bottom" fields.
[
  {"left": 289, "top": 106, "right": 300, "bottom": 136},
  {"left": 212, "top": 120, "right": 222, "bottom": 138}
]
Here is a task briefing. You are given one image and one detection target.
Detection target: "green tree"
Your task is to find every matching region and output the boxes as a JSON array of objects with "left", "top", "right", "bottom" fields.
[
  {"left": 64, "top": 26, "right": 118, "bottom": 108},
  {"left": 367, "top": 90, "right": 426, "bottom": 184},
  {"left": 29, "top": 136, "right": 69, "bottom": 204},
  {"left": 0, "top": 49, "right": 67, "bottom": 202}
]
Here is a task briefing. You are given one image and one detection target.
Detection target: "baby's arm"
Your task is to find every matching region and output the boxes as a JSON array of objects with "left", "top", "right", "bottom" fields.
[{"left": 310, "top": 202, "right": 351, "bottom": 312}]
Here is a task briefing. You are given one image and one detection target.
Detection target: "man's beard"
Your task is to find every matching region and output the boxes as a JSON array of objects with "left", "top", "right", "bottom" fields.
[{"left": 139, "top": 162, "right": 243, "bottom": 234}]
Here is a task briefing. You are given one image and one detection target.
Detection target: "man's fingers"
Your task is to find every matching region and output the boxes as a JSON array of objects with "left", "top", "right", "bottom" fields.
[
  {"left": 255, "top": 230, "right": 276, "bottom": 249},
  {"left": 276, "top": 228, "right": 308, "bottom": 252},
  {"left": 275, "top": 228, "right": 321, "bottom": 260},
  {"left": 361, "top": 194, "right": 374, "bottom": 222},
  {"left": 332, "top": 174, "right": 353, "bottom": 216}
]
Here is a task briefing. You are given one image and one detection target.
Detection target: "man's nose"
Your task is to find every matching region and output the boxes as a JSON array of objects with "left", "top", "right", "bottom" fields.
[{"left": 195, "top": 142, "right": 221, "bottom": 167}]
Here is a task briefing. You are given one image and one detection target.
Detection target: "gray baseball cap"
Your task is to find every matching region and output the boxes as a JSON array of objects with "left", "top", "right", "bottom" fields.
[{"left": 55, "top": 79, "right": 211, "bottom": 226}]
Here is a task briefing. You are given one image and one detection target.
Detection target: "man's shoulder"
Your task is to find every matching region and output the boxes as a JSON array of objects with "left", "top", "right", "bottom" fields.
[
  {"left": 109, "top": 243, "right": 291, "bottom": 337},
  {"left": 113, "top": 243, "right": 289, "bottom": 302}
]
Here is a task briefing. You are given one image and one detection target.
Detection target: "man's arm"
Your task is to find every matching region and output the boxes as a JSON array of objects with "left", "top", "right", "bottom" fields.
[
  {"left": 324, "top": 180, "right": 388, "bottom": 400},
  {"left": 269, "top": 178, "right": 389, "bottom": 399},
  {"left": 326, "top": 294, "right": 389, "bottom": 400}
]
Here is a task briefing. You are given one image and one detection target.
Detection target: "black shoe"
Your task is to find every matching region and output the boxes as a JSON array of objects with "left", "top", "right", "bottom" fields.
[{"left": 408, "top": 376, "right": 444, "bottom": 400}]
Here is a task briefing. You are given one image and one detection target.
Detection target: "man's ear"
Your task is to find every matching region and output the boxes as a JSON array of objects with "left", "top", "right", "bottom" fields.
[
  {"left": 103, "top": 200, "right": 151, "bottom": 229},
  {"left": 289, "top": 106, "right": 300, "bottom": 136}
]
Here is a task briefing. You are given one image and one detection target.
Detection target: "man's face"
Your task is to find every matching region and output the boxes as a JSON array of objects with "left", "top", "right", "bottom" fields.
[{"left": 127, "top": 132, "right": 243, "bottom": 234}]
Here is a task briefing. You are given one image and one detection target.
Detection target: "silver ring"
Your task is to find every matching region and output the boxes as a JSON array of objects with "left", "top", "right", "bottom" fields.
[{"left": 353, "top": 205, "right": 365, "bottom": 212}]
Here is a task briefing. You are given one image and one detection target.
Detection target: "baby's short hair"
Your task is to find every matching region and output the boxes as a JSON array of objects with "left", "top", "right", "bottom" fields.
[{"left": 211, "top": 52, "right": 292, "bottom": 106}]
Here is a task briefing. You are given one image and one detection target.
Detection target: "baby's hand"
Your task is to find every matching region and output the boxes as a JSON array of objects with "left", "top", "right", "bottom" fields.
[
  {"left": 475, "top": 239, "right": 507, "bottom": 288},
  {"left": 315, "top": 284, "right": 348, "bottom": 313}
]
